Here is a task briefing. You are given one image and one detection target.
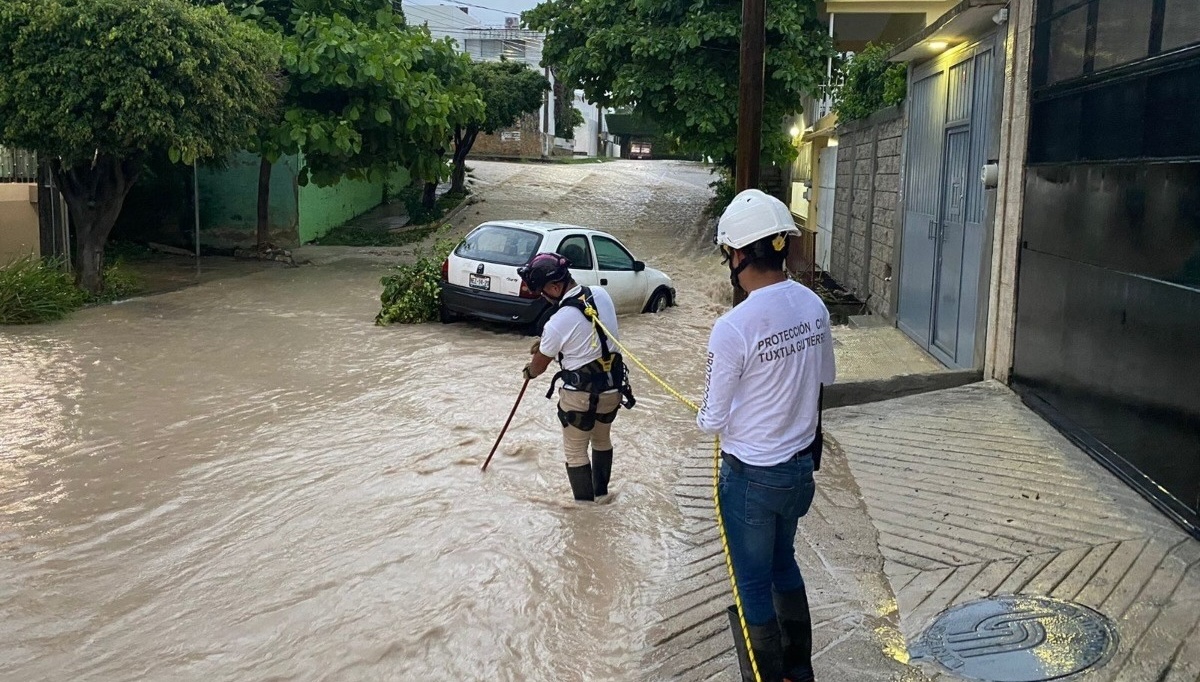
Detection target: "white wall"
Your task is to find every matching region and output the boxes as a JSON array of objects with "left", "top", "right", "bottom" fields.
[{"left": 571, "top": 91, "right": 617, "bottom": 157}]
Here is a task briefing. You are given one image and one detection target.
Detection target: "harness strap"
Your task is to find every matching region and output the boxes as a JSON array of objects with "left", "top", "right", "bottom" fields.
[{"left": 544, "top": 286, "right": 636, "bottom": 422}]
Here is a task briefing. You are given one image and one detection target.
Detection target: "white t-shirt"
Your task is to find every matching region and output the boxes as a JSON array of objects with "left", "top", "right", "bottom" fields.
[
  {"left": 697, "top": 280, "right": 836, "bottom": 466},
  {"left": 538, "top": 286, "right": 620, "bottom": 384}
]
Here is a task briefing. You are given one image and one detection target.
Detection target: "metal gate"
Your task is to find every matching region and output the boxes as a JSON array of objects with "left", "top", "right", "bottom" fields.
[
  {"left": 897, "top": 37, "right": 999, "bottom": 369},
  {"left": 815, "top": 146, "right": 836, "bottom": 272}
]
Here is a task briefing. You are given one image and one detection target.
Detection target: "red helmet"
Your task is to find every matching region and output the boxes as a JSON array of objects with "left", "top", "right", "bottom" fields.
[{"left": 517, "top": 252, "right": 571, "bottom": 294}]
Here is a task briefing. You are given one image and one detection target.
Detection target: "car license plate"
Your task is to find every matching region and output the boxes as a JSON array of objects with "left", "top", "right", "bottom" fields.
[{"left": 468, "top": 273, "right": 491, "bottom": 290}]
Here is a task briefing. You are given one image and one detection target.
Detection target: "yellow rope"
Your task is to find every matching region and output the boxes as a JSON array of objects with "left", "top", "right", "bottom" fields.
[{"left": 582, "top": 309, "right": 762, "bottom": 682}]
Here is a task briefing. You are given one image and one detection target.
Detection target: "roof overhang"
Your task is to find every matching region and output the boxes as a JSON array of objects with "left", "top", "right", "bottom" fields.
[
  {"left": 801, "top": 113, "right": 840, "bottom": 142},
  {"left": 887, "top": 0, "right": 1009, "bottom": 63}
]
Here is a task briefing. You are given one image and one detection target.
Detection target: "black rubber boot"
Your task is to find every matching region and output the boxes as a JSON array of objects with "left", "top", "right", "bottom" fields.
[
  {"left": 565, "top": 463, "right": 595, "bottom": 502},
  {"left": 774, "top": 588, "right": 815, "bottom": 682},
  {"left": 592, "top": 449, "right": 613, "bottom": 497},
  {"left": 726, "top": 605, "right": 786, "bottom": 682}
]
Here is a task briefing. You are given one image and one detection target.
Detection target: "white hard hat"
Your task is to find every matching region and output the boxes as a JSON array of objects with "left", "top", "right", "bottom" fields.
[{"left": 715, "top": 189, "right": 799, "bottom": 250}]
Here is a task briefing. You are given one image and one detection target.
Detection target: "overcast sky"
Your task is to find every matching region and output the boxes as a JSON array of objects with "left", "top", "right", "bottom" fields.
[{"left": 407, "top": 0, "right": 543, "bottom": 27}]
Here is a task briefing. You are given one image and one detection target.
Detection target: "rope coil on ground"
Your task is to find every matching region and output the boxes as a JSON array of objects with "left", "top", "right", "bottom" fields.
[{"left": 582, "top": 311, "right": 763, "bottom": 682}]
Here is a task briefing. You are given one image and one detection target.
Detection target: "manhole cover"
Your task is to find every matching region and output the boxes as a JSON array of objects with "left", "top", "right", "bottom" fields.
[{"left": 910, "top": 595, "right": 1117, "bottom": 682}]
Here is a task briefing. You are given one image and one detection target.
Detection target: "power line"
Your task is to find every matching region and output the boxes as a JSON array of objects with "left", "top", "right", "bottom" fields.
[
  {"left": 417, "top": 22, "right": 544, "bottom": 38},
  {"left": 419, "top": 23, "right": 732, "bottom": 54},
  {"left": 414, "top": 25, "right": 546, "bottom": 48},
  {"left": 406, "top": 1, "right": 524, "bottom": 17}
]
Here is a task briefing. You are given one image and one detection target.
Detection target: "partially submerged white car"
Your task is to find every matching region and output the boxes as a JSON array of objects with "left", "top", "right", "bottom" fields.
[{"left": 440, "top": 221, "right": 676, "bottom": 333}]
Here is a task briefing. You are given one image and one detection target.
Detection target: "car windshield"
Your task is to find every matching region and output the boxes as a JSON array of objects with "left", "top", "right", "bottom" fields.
[{"left": 455, "top": 225, "right": 543, "bottom": 266}]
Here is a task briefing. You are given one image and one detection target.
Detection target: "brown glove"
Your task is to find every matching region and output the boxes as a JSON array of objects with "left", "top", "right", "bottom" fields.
[{"left": 522, "top": 364, "right": 535, "bottom": 381}]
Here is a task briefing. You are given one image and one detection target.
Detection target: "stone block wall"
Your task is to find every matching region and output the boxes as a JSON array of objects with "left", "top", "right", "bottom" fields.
[
  {"left": 830, "top": 106, "right": 905, "bottom": 317},
  {"left": 471, "top": 112, "right": 545, "bottom": 159}
]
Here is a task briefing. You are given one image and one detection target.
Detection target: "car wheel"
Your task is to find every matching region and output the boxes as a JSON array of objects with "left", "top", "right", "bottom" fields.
[
  {"left": 439, "top": 304, "right": 459, "bottom": 324},
  {"left": 645, "top": 288, "right": 671, "bottom": 314}
]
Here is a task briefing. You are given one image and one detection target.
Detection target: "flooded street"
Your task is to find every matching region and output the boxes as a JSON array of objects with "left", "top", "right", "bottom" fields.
[{"left": 1, "top": 161, "right": 733, "bottom": 680}]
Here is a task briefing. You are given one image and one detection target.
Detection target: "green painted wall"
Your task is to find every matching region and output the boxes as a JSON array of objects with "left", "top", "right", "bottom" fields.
[
  {"left": 198, "top": 153, "right": 412, "bottom": 247},
  {"left": 198, "top": 152, "right": 299, "bottom": 248},
  {"left": 296, "top": 166, "right": 411, "bottom": 244}
]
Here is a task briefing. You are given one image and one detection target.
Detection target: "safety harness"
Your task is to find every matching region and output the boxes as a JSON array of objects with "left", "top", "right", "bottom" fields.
[{"left": 545, "top": 287, "right": 636, "bottom": 431}]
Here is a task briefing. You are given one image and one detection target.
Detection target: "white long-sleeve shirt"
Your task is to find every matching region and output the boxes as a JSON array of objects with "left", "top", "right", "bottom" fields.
[{"left": 697, "top": 280, "right": 836, "bottom": 466}]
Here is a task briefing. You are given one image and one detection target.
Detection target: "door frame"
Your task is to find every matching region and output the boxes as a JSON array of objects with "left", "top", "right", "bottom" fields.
[
  {"left": 815, "top": 145, "right": 837, "bottom": 272},
  {"left": 894, "top": 30, "right": 1007, "bottom": 369}
]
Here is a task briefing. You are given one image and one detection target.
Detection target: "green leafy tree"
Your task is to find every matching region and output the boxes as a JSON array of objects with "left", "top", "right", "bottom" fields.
[
  {"left": 558, "top": 106, "right": 585, "bottom": 140},
  {"left": 414, "top": 41, "right": 489, "bottom": 210},
  {"left": 553, "top": 76, "right": 585, "bottom": 140},
  {"left": 0, "top": 0, "right": 280, "bottom": 294},
  {"left": 449, "top": 60, "right": 549, "bottom": 193},
  {"left": 210, "top": 0, "right": 483, "bottom": 246},
  {"left": 831, "top": 43, "right": 907, "bottom": 123},
  {"left": 524, "top": 0, "right": 831, "bottom": 169}
]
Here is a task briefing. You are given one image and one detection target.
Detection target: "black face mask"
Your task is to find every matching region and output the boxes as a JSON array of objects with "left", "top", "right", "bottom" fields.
[{"left": 722, "top": 246, "right": 751, "bottom": 290}]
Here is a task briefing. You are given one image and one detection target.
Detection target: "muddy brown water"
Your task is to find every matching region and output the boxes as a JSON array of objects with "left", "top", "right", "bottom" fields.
[{"left": 1, "top": 161, "right": 739, "bottom": 680}]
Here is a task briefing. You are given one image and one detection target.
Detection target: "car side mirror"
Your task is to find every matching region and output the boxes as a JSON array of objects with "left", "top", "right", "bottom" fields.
[{"left": 632, "top": 260, "right": 645, "bottom": 272}]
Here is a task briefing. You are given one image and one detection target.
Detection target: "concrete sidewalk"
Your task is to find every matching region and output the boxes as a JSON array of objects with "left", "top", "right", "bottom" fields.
[{"left": 649, "top": 382, "right": 1199, "bottom": 681}]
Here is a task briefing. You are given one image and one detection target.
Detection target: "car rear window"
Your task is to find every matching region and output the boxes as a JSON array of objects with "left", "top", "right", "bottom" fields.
[{"left": 455, "top": 226, "right": 543, "bottom": 266}]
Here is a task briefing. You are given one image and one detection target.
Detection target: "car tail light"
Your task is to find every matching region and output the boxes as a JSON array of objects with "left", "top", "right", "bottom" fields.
[
  {"left": 519, "top": 281, "right": 539, "bottom": 299},
  {"left": 441, "top": 258, "right": 448, "bottom": 281}
]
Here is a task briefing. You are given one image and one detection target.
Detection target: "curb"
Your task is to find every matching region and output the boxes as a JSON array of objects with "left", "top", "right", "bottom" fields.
[
  {"left": 437, "top": 195, "right": 476, "bottom": 227},
  {"left": 402, "top": 194, "right": 476, "bottom": 232},
  {"left": 825, "top": 369, "right": 983, "bottom": 409}
]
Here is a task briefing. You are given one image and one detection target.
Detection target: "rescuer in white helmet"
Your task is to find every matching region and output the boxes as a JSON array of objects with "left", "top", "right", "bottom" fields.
[{"left": 699, "top": 189, "right": 836, "bottom": 682}]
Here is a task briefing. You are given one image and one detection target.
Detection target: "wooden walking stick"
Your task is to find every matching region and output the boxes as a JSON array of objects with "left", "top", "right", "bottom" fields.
[{"left": 481, "top": 377, "right": 531, "bottom": 472}]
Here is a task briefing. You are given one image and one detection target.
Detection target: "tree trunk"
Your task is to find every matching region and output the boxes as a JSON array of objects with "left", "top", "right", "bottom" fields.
[
  {"left": 450, "top": 126, "right": 479, "bottom": 195},
  {"left": 450, "top": 162, "right": 467, "bottom": 195},
  {"left": 256, "top": 156, "right": 272, "bottom": 250},
  {"left": 52, "top": 154, "right": 142, "bottom": 296},
  {"left": 421, "top": 181, "right": 437, "bottom": 210},
  {"left": 77, "top": 238, "right": 105, "bottom": 295}
]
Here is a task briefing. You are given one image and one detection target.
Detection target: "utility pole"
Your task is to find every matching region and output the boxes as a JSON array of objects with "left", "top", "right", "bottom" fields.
[
  {"left": 543, "top": 66, "right": 552, "bottom": 157},
  {"left": 735, "top": 0, "right": 766, "bottom": 193},
  {"left": 596, "top": 104, "right": 603, "bottom": 158},
  {"left": 733, "top": 0, "right": 766, "bottom": 304}
]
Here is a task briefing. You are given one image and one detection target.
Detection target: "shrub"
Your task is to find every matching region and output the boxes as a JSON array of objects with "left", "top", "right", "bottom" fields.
[
  {"left": 376, "top": 231, "right": 458, "bottom": 325},
  {"left": 832, "top": 43, "right": 907, "bottom": 123},
  {"left": 91, "top": 261, "right": 144, "bottom": 303},
  {"left": 704, "top": 167, "right": 737, "bottom": 219},
  {"left": 315, "top": 225, "right": 437, "bottom": 247},
  {"left": 0, "top": 256, "right": 86, "bottom": 324}
]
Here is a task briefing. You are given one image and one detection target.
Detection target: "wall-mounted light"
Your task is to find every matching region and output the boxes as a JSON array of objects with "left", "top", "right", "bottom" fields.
[
  {"left": 789, "top": 126, "right": 801, "bottom": 137},
  {"left": 928, "top": 40, "right": 949, "bottom": 52}
]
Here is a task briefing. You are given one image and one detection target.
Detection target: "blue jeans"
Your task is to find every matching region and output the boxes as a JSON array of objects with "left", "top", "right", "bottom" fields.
[{"left": 719, "top": 454, "right": 816, "bottom": 627}]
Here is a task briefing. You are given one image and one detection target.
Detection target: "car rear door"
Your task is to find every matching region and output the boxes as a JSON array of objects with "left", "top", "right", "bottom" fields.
[{"left": 554, "top": 233, "right": 600, "bottom": 288}]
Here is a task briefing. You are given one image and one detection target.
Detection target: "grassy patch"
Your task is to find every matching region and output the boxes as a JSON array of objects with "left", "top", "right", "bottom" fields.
[
  {"left": 551, "top": 157, "right": 610, "bottom": 164},
  {"left": 0, "top": 256, "right": 86, "bottom": 324},
  {"left": 317, "top": 225, "right": 438, "bottom": 247},
  {"left": 405, "top": 188, "right": 468, "bottom": 226}
]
